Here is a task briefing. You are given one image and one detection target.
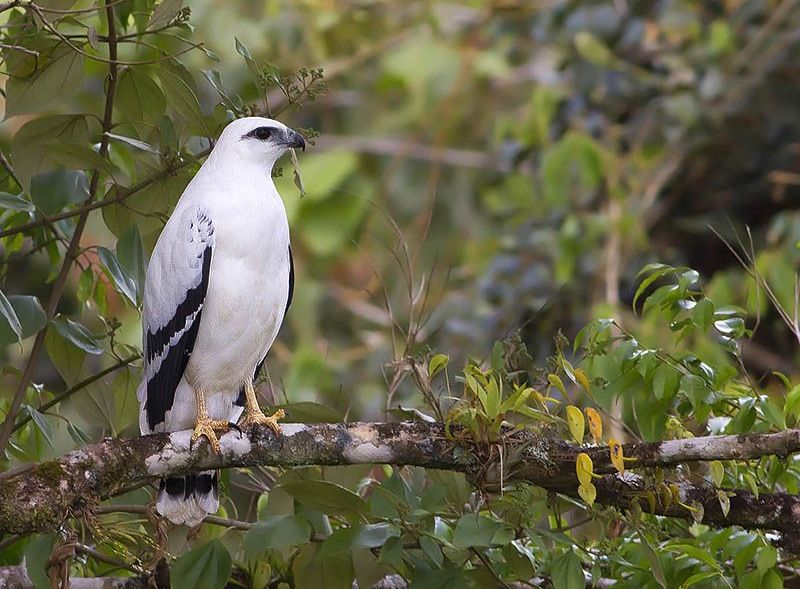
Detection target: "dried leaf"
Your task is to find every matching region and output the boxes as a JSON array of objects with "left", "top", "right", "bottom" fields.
[{"left": 585, "top": 407, "right": 602, "bottom": 443}]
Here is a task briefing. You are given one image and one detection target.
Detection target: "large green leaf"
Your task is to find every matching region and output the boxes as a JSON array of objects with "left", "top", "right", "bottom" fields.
[
  {"left": 243, "top": 515, "right": 312, "bottom": 559},
  {"left": 292, "top": 543, "right": 354, "bottom": 589},
  {"left": 24, "top": 534, "right": 56, "bottom": 589},
  {"left": 6, "top": 42, "right": 84, "bottom": 118},
  {"left": 30, "top": 169, "right": 89, "bottom": 216},
  {"left": 116, "top": 224, "right": 147, "bottom": 303},
  {"left": 51, "top": 316, "right": 103, "bottom": 355},
  {"left": 0, "top": 295, "right": 46, "bottom": 346},
  {"left": 11, "top": 115, "right": 91, "bottom": 190},
  {"left": 551, "top": 549, "right": 584, "bottom": 589},
  {"left": 158, "top": 61, "right": 207, "bottom": 134},
  {"left": 452, "top": 514, "right": 503, "bottom": 549},
  {"left": 278, "top": 480, "right": 366, "bottom": 516},
  {"left": 97, "top": 246, "right": 137, "bottom": 305},
  {"left": 171, "top": 540, "right": 232, "bottom": 589},
  {"left": 0, "top": 192, "right": 35, "bottom": 212},
  {"left": 115, "top": 67, "right": 167, "bottom": 127}
]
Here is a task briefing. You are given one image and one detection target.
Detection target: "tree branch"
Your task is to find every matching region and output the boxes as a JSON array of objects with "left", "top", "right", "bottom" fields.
[{"left": 1, "top": 422, "right": 799, "bottom": 537}]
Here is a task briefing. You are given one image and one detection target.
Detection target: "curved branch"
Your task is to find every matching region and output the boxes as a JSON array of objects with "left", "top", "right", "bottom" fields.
[{"left": 1, "top": 423, "right": 800, "bottom": 537}]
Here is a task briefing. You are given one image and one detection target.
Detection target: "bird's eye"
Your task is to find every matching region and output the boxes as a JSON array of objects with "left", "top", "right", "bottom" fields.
[{"left": 254, "top": 127, "right": 272, "bottom": 141}]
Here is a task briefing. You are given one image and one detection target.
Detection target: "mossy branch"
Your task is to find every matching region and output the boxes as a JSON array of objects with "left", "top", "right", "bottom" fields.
[{"left": 1, "top": 423, "right": 799, "bottom": 538}]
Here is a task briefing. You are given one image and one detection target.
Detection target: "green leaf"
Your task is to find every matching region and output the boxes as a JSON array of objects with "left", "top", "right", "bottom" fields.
[
  {"left": 0, "top": 192, "right": 34, "bottom": 211},
  {"left": 692, "top": 298, "right": 715, "bottom": 332},
  {"left": 682, "top": 572, "right": 719, "bottom": 588},
  {"left": 665, "top": 543, "right": 722, "bottom": 570},
  {"left": 116, "top": 225, "right": 146, "bottom": 303},
  {"left": 6, "top": 42, "right": 85, "bottom": 118},
  {"left": 710, "top": 461, "right": 724, "bottom": 487},
  {"left": 234, "top": 37, "right": 260, "bottom": 80},
  {"left": 652, "top": 364, "right": 679, "bottom": 401},
  {"left": 759, "top": 398, "right": 785, "bottom": 430},
  {"left": 24, "top": 534, "right": 57, "bottom": 589},
  {"left": 428, "top": 353, "right": 449, "bottom": 377},
  {"left": 452, "top": 514, "right": 501, "bottom": 549},
  {"left": 25, "top": 405, "right": 54, "bottom": 448},
  {"left": 0, "top": 295, "right": 46, "bottom": 345},
  {"left": 77, "top": 267, "right": 94, "bottom": 304},
  {"left": 116, "top": 67, "right": 167, "bottom": 127},
  {"left": 243, "top": 515, "right": 311, "bottom": 559},
  {"left": 551, "top": 549, "right": 584, "bottom": 589},
  {"left": 97, "top": 246, "right": 137, "bottom": 305},
  {"left": 158, "top": 61, "right": 205, "bottom": 130},
  {"left": 280, "top": 401, "right": 342, "bottom": 423},
  {"left": 761, "top": 569, "right": 783, "bottom": 589},
  {"left": 51, "top": 316, "right": 103, "bottom": 355},
  {"left": 679, "top": 374, "right": 709, "bottom": 410},
  {"left": 420, "top": 535, "right": 443, "bottom": 568},
  {"left": 171, "top": 540, "right": 231, "bottom": 589},
  {"left": 321, "top": 523, "right": 399, "bottom": 556},
  {"left": 148, "top": 0, "right": 182, "bottom": 29},
  {"left": 292, "top": 543, "right": 354, "bottom": 589},
  {"left": 67, "top": 421, "right": 93, "bottom": 445},
  {"left": 756, "top": 546, "right": 777, "bottom": 573},
  {"left": 105, "top": 132, "right": 160, "bottom": 154},
  {"left": 278, "top": 480, "right": 366, "bottom": 515},
  {"left": 633, "top": 265, "right": 677, "bottom": 312},
  {"left": 30, "top": 168, "right": 89, "bottom": 215},
  {"left": 0, "top": 289, "right": 23, "bottom": 342},
  {"left": 11, "top": 114, "right": 90, "bottom": 190}
]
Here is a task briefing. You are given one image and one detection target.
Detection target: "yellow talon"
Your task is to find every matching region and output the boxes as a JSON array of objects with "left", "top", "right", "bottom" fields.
[
  {"left": 191, "top": 417, "right": 230, "bottom": 453},
  {"left": 239, "top": 381, "right": 285, "bottom": 436},
  {"left": 191, "top": 387, "right": 232, "bottom": 453}
]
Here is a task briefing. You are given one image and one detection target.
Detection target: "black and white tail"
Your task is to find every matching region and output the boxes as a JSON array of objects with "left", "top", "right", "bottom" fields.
[{"left": 156, "top": 471, "right": 219, "bottom": 527}]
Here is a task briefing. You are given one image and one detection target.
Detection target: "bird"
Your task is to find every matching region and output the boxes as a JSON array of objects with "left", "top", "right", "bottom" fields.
[{"left": 136, "top": 117, "right": 305, "bottom": 526}]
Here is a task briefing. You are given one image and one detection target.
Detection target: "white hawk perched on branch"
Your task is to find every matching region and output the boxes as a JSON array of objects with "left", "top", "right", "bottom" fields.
[{"left": 136, "top": 117, "right": 305, "bottom": 526}]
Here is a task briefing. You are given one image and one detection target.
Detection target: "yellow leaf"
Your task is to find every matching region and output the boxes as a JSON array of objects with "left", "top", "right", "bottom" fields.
[
  {"left": 576, "top": 452, "right": 594, "bottom": 487},
  {"left": 709, "top": 460, "right": 724, "bottom": 487},
  {"left": 717, "top": 490, "right": 731, "bottom": 518},
  {"left": 566, "top": 405, "right": 585, "bottom": 443},
  {"left": 575, "top": 367, "right": 591, "bottom": 392},
  {"left": 609, "top": 438, "right": 625, "bottom": 474},
  {"left": 578, "top": 482, "right": 596, "bottom": 506},
  {"left": 585, "top": 407, "right": 602, "bottom": 443},
  {"left": 548, "top": 373, "right": 566, "bottom": 395}
]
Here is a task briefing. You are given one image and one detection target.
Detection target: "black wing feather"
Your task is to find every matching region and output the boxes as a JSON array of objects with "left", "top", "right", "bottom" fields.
[{"left": 145, "top": 245, "right": 212, "bottom": 430}]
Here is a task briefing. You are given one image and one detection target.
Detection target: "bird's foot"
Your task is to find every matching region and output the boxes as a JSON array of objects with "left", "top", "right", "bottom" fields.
[
  {"left": 190, "top": 417, "right": 231, "bottom": 453},
  {"left": 240, "top": 408, "right": 285, "bottom": 437}
]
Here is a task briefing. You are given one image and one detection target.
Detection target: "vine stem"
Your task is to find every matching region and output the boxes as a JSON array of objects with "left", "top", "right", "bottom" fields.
[{"left": 0, "top": 0, "right": 120, "bottom": 459}]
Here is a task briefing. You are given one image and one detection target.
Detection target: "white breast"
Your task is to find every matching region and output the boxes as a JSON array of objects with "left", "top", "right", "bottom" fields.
[{"left": 184, "top": 182, "right": 291, "bottom": 400}]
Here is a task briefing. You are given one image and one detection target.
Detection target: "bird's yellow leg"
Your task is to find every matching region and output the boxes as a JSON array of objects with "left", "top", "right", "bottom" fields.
[
  {"left": 239, "top": 380, "right": 284, "bottom": 436},
  {"left": 191, "top": 387, "right": 230, "bottom": 453}
]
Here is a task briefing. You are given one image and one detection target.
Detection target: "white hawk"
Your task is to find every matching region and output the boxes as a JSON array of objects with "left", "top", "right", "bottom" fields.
[{"left": 136, "top": 117, "right": 304, "bottom": 526}]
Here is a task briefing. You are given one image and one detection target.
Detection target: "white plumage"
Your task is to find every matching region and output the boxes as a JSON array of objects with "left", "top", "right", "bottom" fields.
[{"left": 136, "top": 117, "right": 304, "bottom": 526}]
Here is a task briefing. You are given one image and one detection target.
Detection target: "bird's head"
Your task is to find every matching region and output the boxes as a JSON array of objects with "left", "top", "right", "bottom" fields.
[{"left": 216, "top": 117, "right": 306, "bottom": 169}]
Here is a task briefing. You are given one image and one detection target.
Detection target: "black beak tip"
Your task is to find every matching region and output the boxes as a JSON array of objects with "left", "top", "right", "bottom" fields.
[{"left": 296, "top": 134, "right": 306, "bottom": 152}]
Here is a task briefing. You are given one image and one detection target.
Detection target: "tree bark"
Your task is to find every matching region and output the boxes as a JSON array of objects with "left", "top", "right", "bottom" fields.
[{"left": 1, "top": 422, "right": 799, "bottom": 537}]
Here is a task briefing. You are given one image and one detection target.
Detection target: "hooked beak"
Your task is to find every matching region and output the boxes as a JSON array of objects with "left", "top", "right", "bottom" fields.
[{"left": 283, "top": 128, "right": 306, "bottom": 151}]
